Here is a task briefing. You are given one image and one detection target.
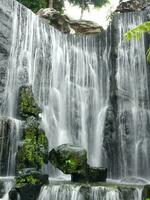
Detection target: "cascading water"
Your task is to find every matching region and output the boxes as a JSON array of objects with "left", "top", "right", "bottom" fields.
[
  {"left": 116, "top": 12, "right": 150, "bottom": 179},
  {"left": 0, "top": 0, "right": 150, "bottom": 199},
  {"left": 38, "top": 183, "right": 143, "bottom": 200},
  {"left": 7, "top": 1, "right": 110, "bottom": 170}
]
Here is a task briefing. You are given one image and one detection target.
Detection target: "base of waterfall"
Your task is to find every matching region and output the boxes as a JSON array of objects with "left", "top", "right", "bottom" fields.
[{"left": 7, "top": 178, "right": 150, "bottom": 200}]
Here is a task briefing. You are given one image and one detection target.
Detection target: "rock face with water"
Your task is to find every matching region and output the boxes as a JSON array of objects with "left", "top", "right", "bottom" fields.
[
  {"left": 0, "top": 2, "right": 12, "bottom": 109},
  {"left": 0, "top": 118, "right": 16, "bottom": 175}
]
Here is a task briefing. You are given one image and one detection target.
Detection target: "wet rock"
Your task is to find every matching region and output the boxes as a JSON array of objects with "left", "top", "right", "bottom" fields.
[
  {"left": 142, "top": 185, "right": 150, "bottom": 200},
  {"left": 37, "top": 8, "right": 103, "bottom": 34},
  {"left": 71, "top": 166, "right": 107, "bottom": 182},
  {"left": 49, "top": 144, "right": 87, "bottom": 174},
  {"left": 116, "top": 0, "right": 143, "bottom": 13},
  {"left": 0, "top": 117, "right": 16, "bottom": 175},
  {"left": 0, "top": 181, "right": 5, "bottom": 198},
  {"left": 18, "top": 85, "right": 42, "bottom": 119},
  {"left": 49, "top": 144, "right": 107, "bottom": 182},
  {"left": 9, "top": 169, "right": 48, "bottom": 200},
  {"left": 16, "top": 117, "right": 48, "bottom": 172}
]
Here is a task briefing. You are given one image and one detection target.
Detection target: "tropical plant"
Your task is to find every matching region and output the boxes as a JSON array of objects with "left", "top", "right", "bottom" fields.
[{"left": 125, "top": 21, "right": 150, "bottom": 62}]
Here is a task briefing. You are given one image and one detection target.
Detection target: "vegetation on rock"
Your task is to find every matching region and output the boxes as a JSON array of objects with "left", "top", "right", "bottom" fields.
[
  {"left": 49, "top": 144, "right": 87, "bottom": 174},
  {"left": 125, "top": 21, "right": 150, "bottom": 62},
  {"left": 18, "top": 86, "right": 41, "bottom": 119},
  {"left": 49, "top": 144, "right": 107, "bottom": 182},
  {"left": 17, "top": 120, "right": 48, "bottom": 171}
]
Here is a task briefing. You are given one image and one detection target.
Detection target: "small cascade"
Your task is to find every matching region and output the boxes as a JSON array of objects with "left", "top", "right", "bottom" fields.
[{"left": 38, "top": 183, "right": 143, "bottom": 200}]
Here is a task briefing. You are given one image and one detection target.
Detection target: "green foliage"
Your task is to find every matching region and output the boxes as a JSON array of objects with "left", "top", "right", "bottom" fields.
[
  {"left": 65, "top": 159, "right": 77, "bottom": 171},
  {"left": 18, "top": 86, "right": 42, "bottom": 119},
  {"left": 17, "top": 0, "right": 47, "bottom": 13},
  {"left": 90, "top": 0, "right": 109, "bottom": 7},
  {"left": 17, "top": 124, "right": 48, "bottom": 171},
  {"left": 16, "top": 175, "right": 40, "bottom": 187},
  {"left": 125, "top": 21, "right": 150, "bottom": 63}
]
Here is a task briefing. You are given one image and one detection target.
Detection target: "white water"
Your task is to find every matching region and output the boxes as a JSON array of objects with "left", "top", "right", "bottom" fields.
[
  {"left": 2, "top": 0, "right": 110, "bottom": 173},
  {"left": 116, "top": 12, "right": 150, "bottom": 179},
  {"left": 0, "top": 0, "right": 149, "bottom": 199},
  {"left": 38, "top": 183, "right": 143, "bottom": 200}
]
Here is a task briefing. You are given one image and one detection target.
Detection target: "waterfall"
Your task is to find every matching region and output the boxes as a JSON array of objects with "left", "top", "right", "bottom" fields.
[
  {"left": 4, "top": 0, "right": 110, "bottom": 173},
  {"left": 0, "top": 0, "right": 150, "bottom": 200},
  {"left": 116, "top": 12, "right": 150, "bottom": 179}
]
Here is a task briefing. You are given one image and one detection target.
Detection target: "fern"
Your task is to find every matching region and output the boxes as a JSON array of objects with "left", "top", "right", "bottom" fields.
[{"left": 125, "top": 21, "right": 150, "bottom": 63}]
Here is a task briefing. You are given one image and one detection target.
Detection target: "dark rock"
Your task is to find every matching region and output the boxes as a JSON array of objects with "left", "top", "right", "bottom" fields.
[
  {"left": 0, "top": 181, "right": 5, "bottom": 198},
  {"left": 49, "top": 144, "right": 87, "bottom": 174},
  {"left": 18, "top": 85, "right": 42, "bottom": 119},
  {"left": 9, "top": 170, "right": 48, "bottom": 200},
  {"left": 9, "top": 188, "right": 18, "bottom": 200},
  {"left": 142, "top": 185, "right": 150, "bottom": 200},
  {"left": 0, "top": 117, "right": 16, "bottom": 175},
  {"left": 116, "top": 0, "right": 143, "bottom": 13},
  {"left": 71, "top": 166, "right": 107, "bottom": 182},
  {"left": 37, "top": 8, "right": 104, "bottom": 34}
]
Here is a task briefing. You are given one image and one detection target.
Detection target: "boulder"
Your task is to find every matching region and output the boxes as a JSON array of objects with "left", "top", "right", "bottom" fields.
[
  {"left": 37, "top": 8, "right": 104, "bottom": 34},
  {"left": 9, "top": 169, "right": 48, "bottom": 200},
  {"left": 16, "top": 117, "right": 48, "bottom": 172},
  {"left": 18, "top": 85, "right": 41, "bottom": 119},
  {"left": 49, "top": 144, "right": 107, "bottom": 182},
  {"left": 49, "top": 144, "right": 87, "bottom": 174},
  {"left": 116, "top": 0, "right": 143, "bottom": 13}
]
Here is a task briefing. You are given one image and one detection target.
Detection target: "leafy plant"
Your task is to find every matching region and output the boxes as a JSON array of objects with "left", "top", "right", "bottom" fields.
[
  {"left": 17, "top": 0, "right": 47, "bottom": 13},
  {"left": 125, "top": 21, "right": 150, "bottom": 62}
]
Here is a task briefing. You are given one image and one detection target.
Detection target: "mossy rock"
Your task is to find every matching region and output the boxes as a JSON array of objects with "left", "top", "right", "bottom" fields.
[
  {"left": 49, "top": 144, "right": 87, "bottom": 174},
  {"left": 9, "top": 169, "right": 48, "bottom": 200},
  {"left": 16, "top": 119, "right": 48, "bottom": 172},
  {"left": 18, "top": 86, "right": 41, "bottom": 119},
  {"left": 142, "top": 185, "right": 150, "bottom": 200}
]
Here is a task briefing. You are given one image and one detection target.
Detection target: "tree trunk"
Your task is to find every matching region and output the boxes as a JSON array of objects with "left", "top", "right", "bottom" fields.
[
  {"left": 48, "top": 0, "right": 53, "bottom": 8},
  {"left": 80, "top": 0, "right": 84, "bottom": 20}
]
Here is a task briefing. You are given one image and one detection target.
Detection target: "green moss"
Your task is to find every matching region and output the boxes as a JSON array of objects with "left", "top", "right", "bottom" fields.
[
  {"left": 18, "top": 86, "right": 42, "bottom": 119},
  {"left": 65, "top": 159, "right": 77, "bottom": 171},
  {"left": 17, "top": 123, "right": 48, "bottom": 171},
  {"left": 16, "top": 175, "right": 40, "bottom": 187}
]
